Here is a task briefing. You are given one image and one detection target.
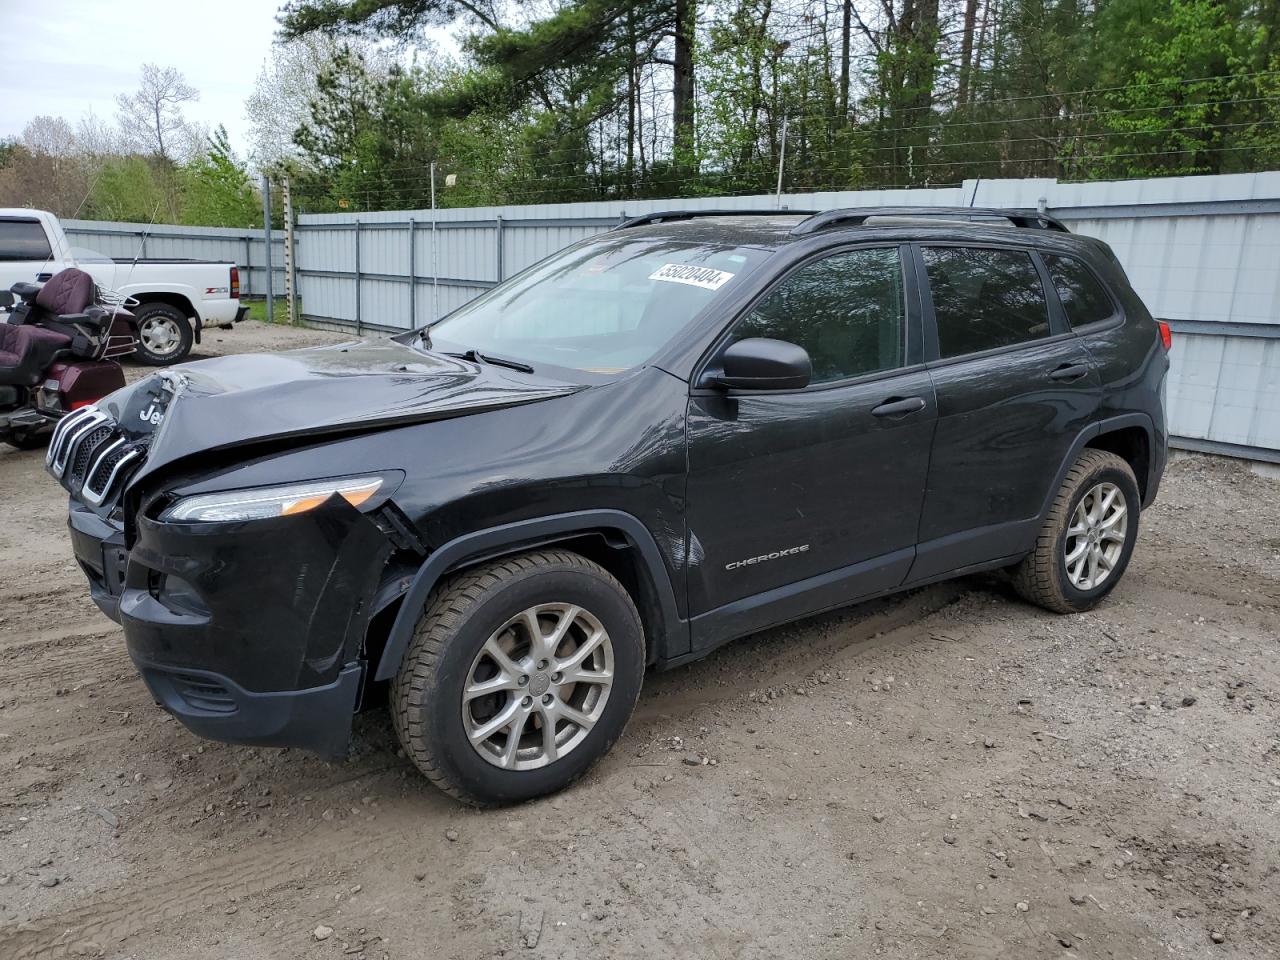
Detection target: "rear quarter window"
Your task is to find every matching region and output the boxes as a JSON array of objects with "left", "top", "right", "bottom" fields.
[
  {"left": 0, "top": 219, "right": 53, "bottom": 260},
  {"left": 922, "top": 247, "right": 1051, "bottom": 358},
  {"left": 1043, "top": 254, "right": 1117, "bottom": 327}
]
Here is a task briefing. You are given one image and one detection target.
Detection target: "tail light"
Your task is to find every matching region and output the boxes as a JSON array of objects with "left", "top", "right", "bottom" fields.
[
  {"left": 1156, "top": 320, "right": 1172, "bottom": 350},
  {"left": 230, "top": 266, "right": 240, "bottom": 300}
]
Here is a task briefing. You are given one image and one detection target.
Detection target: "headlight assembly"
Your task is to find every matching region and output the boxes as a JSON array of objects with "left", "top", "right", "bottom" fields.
[{"left": 161, "top": 476, "right": 384, "bottom": 523}]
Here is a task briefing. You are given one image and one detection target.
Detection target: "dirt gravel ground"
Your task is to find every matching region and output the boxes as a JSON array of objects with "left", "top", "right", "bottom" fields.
[{"left": 1, "top": 321, "right": 1278, "bottom": 960}]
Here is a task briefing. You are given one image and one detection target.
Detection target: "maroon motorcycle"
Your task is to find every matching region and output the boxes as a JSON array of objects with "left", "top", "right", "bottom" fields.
[{"left": 0, "top": 267, "right": 137, "bottom": 449}]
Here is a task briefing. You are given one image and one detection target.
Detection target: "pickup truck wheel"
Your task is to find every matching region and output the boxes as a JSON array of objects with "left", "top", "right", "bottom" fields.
[
  {"left": 133, "top": 303, "right": 193, "bottom": 365},
  {"left": 391, "top": 549, "right": 645, "bottom": 806},
  {"left": 1012, "top": 449, "right": 1140, "bottom": 614}
]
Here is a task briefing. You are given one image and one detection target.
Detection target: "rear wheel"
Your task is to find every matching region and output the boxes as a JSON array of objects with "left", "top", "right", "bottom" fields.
[
  {"left": 392, "top": 549, "right": 645, "bottom": 806},
  {"left": 1012, "top": 449, "right": 1140, "bottom": 613},
  {"left": 133, "top": 303, "right": 194, "bottom": 365}
]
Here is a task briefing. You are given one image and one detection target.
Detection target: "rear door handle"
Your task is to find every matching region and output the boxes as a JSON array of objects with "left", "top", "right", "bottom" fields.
[
  {"left": 871, "top": 396, "right": 927, "bottom": 418},
  {"left": 1049, "top": 363, "right": 1090, "bottom": 382}
]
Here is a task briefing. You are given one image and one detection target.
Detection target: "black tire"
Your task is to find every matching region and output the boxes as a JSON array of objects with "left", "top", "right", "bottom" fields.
[
  {"left": 4, "top": 432, "right": 49, "bottom": 451},
  {"left": 132, "top": 302, "right": 194, "bottom": 366},
  {"left": 392, "top": 549, "right": 645, "bottom": 806},
  {"left": 1012, "top": 449, "right": 1141, "bottom": 613}
]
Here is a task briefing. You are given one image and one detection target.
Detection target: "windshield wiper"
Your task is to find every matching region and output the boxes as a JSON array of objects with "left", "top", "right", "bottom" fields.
[{"left": 451, "top": 348, "right": 535, "bottom": 374}]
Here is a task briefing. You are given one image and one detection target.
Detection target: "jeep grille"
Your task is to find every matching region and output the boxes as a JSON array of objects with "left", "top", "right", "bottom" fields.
[{"left": 46, "top": 407, "right": 144, "bottom": 507}]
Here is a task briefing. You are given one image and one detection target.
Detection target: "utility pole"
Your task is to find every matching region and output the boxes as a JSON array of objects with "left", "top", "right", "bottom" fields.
[
  {"left": 282, "top": 175, "right": 296, "bottom": 326},
  {"left": 261, "top": 175, "right": 273, "bottom": 325}
]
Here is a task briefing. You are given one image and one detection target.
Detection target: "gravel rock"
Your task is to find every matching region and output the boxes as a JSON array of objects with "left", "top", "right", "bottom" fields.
[
  {"left": 444, "top": 827, "right": 459, "bottom": 842},
  {"left": 314, "top": 925, "right": 334, "bottom": 941}
]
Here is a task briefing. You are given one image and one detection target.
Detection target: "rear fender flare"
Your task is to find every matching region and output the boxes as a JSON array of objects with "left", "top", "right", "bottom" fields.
[
  {"left": 373, "top": 509, "right": 687, "bottom": 682},
  {"left": 1038, "top": 413, "right": 1157, "bottom": 520}
]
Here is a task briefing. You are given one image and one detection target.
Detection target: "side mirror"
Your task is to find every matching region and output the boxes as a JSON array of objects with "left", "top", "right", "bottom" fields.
[
  {"left": 0, "top": 291, "right": 13, "bottom": 308},
  {"left": 704, "top": 337, "right": 811, "bottom": 391}
]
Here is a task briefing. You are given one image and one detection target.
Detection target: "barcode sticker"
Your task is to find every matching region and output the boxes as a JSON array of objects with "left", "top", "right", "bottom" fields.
[{"left": 648, "top": 263, "right": 735, "bottom": 291}]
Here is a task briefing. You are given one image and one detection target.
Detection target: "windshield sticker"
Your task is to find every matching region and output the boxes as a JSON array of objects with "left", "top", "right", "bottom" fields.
[{"left": 648, "top": 263, "right": 735, "bottom": 291}]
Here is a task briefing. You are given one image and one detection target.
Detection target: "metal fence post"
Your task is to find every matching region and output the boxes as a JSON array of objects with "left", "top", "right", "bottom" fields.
[
  {"left": 243, "top": 235, "right": 253, "bottom": 297},
  {"left": 282, "top": 176, "right": 297, "bottom": 325},
  {"left": 495, "top": 214, "right": 504, "bottom": 283},
  {"left": 261, "top": 175, "right": 274, "bottom": 323},
  {"left": 354, "top": 219, "right": 362, "bottom": 335},
  {"left": 408, "top": 218, "right": 416, "bottom": 328}
]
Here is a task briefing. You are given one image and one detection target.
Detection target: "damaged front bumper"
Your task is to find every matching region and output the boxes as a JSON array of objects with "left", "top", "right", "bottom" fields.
[{"left": 68, "top": 495, "right": 392, "bottom": 757}]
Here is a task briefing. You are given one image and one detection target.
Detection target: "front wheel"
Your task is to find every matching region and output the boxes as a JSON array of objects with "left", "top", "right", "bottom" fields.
[
  {"left": 1012, "top": 449, "right": 1141, "bottom": 613},
  {"left": 133, "top": 302, "right": 194, "bottom": 365},
  {"left": 391, "top": 549, "right": 645, "bottom": 806}
]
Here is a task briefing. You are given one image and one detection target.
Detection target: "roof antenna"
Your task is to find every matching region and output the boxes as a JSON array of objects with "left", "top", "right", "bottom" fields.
[{"left": 968, "top": 178, "right": 981, "bottom": 207}]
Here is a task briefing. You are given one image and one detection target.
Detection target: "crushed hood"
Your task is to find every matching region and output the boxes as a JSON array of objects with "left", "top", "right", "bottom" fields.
[{"left": 102, "top": 338, "right": 582, "bottom": 477}]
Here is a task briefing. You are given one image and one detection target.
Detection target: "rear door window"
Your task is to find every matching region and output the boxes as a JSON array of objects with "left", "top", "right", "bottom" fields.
[
  {"left": 922, "top": 247, "right": 1051, "bottom": 358},
  {"left": 728, "top": 246, "right": 906, "bottom": 384},
  {"left": 0, "top": 219, "right": 53, "bottom": 260},
  {"left": 1043, "top": 254, "right": 1116, "bottom": 328}
]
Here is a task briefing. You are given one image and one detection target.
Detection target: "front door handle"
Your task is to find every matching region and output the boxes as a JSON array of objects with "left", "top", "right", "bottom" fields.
[
  {"left": 1049, "top": 362, "right": 1090, "bottom": 382},
  {"left": 871, "top": 396, "right": 927, "bottom": 418}
]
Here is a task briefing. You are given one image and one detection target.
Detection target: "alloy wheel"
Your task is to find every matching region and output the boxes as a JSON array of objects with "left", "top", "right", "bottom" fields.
[
  {"left": 1064, "top": 481, "right": 1128, "bottom": 591},
  {"left": 462, "top": 603, "right": 614, "bottom": 770},
  {"left": 139, "top": 315, "right": 182, "bottom": 357}
]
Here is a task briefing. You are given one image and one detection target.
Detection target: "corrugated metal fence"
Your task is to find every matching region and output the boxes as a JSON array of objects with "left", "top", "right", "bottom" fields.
[
  {"left": 295, "top": 173, "right": 1280, "bottom": 462},
  {"left": 63, "top": 219, "right": 287, "bottom": 298}
]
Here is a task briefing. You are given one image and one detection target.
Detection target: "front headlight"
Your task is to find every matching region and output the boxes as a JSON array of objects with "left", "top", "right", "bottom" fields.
[{"left": 161, "top": 476, "right": 384, "bottom": 523}]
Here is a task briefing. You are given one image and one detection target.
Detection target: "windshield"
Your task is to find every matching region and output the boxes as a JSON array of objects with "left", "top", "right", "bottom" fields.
[{"left": 424, "top": 234, "right": 773, "bottom": 374}]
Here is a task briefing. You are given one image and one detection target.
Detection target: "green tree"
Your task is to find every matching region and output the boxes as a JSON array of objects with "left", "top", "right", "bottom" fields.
[
  {"left": 1090, "top": 0, "right": 1242, "bottom": 176},
  {"left": 83, "top": 156, "right": 175, "bottom": 223},
  {"left": 180, "top": 125, "right": 261, "bottom": 227}
]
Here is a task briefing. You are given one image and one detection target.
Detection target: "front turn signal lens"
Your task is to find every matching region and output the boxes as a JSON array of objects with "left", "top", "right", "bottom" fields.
[{"left": 162, "top": 476, "right": 384, "bottom": 523}]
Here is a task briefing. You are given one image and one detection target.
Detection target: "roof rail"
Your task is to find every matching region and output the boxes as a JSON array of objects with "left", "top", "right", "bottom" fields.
[
  {"left": 790, "top": 206, "right": 1070, "bottom": 236},
  {"left": 614, "top": 208, "right": 815, "bottom": 230}
]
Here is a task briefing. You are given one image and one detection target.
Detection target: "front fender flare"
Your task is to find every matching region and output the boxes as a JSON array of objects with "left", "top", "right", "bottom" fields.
[{"left": 374, "top": 509, "right": 687, "bottom": 682}]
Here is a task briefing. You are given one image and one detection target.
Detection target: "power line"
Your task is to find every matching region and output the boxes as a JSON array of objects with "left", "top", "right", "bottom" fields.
[
  {"left": 289, "top": 111, "right": 1280, "bottom": 200},
  {"left": 290, "top": 139, "right": 1278, "bottom": 211},
  {"left": 298, "top": 76, "right": 1280, "bottom": 181}
]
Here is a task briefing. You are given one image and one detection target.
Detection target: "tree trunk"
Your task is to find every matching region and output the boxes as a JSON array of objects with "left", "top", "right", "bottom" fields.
[
  {"left": 627, "top": 7, "right": 637, "bottom": 194},
  {"left": 957, "top": 0, "right": 980, "bottom": 107},
  {"left": 971, "top": 0, "right": 991, "bottom": 107},
  {"left": 153, "top": 103, "right": 165, "bottom": 159},
  {"left": 673, "top": 0, "right": 696, "bottom": 167},
  {"left": 840, "top": 0, "right": 852, "bottom": 119}
]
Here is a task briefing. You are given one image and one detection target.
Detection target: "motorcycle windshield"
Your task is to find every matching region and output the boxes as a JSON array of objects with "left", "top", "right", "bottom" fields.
[{"left": 67, "top": 248, "right": 138, "bottom": 308}]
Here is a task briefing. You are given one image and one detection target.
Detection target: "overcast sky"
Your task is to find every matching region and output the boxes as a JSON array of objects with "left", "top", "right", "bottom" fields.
[{"left": 0, "top": 1, "right": 293, "bottom": 153}]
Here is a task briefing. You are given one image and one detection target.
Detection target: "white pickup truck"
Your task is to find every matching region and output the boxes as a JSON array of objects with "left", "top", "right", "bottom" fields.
[{"left": 0, "top": 209, "right": 247, "bottom": 365}]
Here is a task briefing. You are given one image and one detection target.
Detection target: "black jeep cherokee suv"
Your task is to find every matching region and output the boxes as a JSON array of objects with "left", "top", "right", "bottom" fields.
[{"left": 48, "top": 207, "right": 1169, "bottom": 805}]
